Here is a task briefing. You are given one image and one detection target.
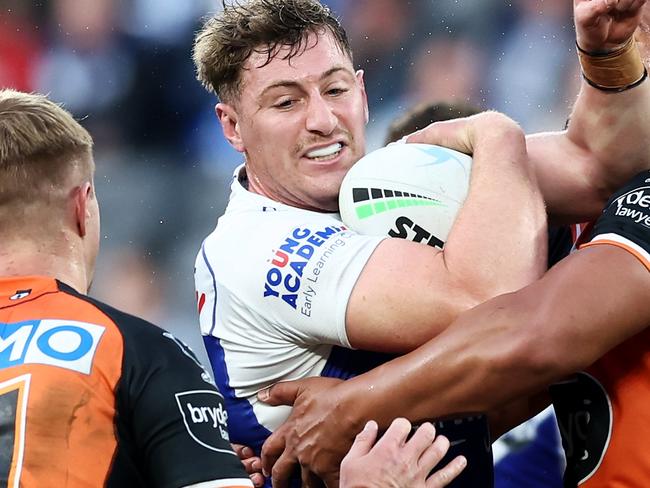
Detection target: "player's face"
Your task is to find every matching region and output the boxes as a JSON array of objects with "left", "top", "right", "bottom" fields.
[{"left": 218, "top": 31, "right": 369, "bottom": 212}]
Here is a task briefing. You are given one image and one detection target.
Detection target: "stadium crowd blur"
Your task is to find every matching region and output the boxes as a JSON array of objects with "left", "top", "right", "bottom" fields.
[{"left": 0, "top": 0, "right": 580, "bottom": 367}]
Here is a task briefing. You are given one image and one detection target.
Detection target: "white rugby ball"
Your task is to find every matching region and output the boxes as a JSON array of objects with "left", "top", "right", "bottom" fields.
[{"left": 339, "top": 143, "right": 472, "bottom": 248}]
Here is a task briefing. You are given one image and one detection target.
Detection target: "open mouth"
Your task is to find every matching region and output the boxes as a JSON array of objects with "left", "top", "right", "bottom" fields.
[{"left": 305, "top": 142, "right": 343, "bottom": 162}]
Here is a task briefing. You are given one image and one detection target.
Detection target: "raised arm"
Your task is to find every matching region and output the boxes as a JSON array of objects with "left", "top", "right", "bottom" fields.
[{"left": 529, "top": 0, "right": 650, "bottom": 223}]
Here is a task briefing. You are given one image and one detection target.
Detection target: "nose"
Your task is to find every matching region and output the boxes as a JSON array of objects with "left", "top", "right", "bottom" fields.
[{"left": 305, "top": 93, "right": 337, "bottom": 135}]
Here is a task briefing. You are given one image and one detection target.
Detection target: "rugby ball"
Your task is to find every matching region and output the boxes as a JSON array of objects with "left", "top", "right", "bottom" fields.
[{"left": 339, "top": 143, "right": 472, "bottom": 248}]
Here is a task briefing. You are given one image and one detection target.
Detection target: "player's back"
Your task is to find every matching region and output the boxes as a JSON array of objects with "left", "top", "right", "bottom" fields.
[
  {"left": 0, "top": 276, "right": 251, "bottom": 488},
  {"left": 0, "top": 276, "right": 126, "bottom": 486}
]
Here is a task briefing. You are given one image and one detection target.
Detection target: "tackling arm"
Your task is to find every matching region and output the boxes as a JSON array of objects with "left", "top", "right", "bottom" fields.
[
  {"left": 339, "top": 244, "right": 650, "bottom": 431},
  {"left": 261, "top": 238, "right": 650, "bottom": 487},
  {"left": 345, "top": 112, "right": 547, "bottom": 353},
  {"left": 260, "top": 169, "right": 650, "bottom": 487}
]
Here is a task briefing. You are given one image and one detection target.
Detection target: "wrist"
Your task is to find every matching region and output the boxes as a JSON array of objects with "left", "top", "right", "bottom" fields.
[
  {"left": 576, "top": 37, "right": 628, "bottom": 55},
  {"left": 577, "top": 36, "right": 647, "bottom": 92},
  {"left": 334, "top": 381, "right": 373, "bottom": 434}
]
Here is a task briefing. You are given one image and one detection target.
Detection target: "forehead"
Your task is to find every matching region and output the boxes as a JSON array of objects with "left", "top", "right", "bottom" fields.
[{"left": 241, "top": 31, "right": 354, "bottom": 94}]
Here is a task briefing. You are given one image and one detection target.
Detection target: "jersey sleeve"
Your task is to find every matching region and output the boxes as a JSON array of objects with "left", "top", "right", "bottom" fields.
[
  {"left": 198, "top": 221, "right": 385, "bottom": 348},
  {"left": 579, "top": 170, "right": 650, "bottom": 271},
  {"left": 117, "top": 321, "right": 253, "bottom": 488},
  {"left": 258, "top": 227, "right": 385, "bottom": 347}
]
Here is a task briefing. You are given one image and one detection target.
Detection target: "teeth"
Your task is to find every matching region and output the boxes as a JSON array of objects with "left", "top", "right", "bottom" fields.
[{"left": 306, "top": 143, "right": 342, "bottom": 159}]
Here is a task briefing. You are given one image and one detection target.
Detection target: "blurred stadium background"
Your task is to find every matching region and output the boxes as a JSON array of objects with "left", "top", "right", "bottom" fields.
[{"left": 1, "top": 0, "right": 580, "bottom": 365}]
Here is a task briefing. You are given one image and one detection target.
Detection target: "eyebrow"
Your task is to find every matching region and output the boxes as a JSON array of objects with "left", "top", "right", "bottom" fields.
[{"left": 258, "top": 66, "right": 352, "bottom": 100}]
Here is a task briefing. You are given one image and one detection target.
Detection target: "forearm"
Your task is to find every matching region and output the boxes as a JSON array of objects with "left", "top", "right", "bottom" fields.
[
  {"left": 567, "top": 76, "right": 650, "bottom": 192},
  {"left": 336, "top": 290, "right": 547, "bottom": 432},
  {"left": 444, "top": 115, "right": 547, "bottom": 299},
  {"left": 335, "top": 246, "right": 650, "bottom": 432}
]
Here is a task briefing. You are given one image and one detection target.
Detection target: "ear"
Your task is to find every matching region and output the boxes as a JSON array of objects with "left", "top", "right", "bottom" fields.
[
  {"left": 216, "top": 102, "right": 245, "bottom": 153},
  {"left": 356, "top": 69, "right": 370, "bottom": 124},
  {"left": 73, "top": 182, "right": 93, "bottom": 237}
]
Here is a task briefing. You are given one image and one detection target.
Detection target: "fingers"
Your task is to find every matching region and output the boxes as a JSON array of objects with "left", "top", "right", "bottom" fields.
[
  {"left": 301, "top": 468, "right": 326, "bottom": 488},
  {"left": 575, "top": 0, "right": 613, "bottom": 27},
  {"left": 406, "top": 111, "right": 521, "bottom": 158},
  {"left": 577, "top": 0, "right": 643, "bottom": 21},
  {"left": 403, "top": 422, "right": 437, "bottom": 459},
  {"left": 417, "top": 433, "right": 451, "bottom": 472},
  {"left": 613, "top": 0, "right": 642, "bottom": 13},
  {"left": 235, "top": 443, "right": 256, "bottom": 459},
  {"left": 258, "top": 380, "right": 303, "bottom": 406},
  {"left": 231, "top": 443, "right": 244, "bottom": 456},
  {"left": 231, "top": 443, "right": 251, "bottom": 459},
  {"left": 232, "top": 443, "right": 261, "bottom": 471},
  {"left": 344, "top": 420, "right": 379, "bottom": 460},
  {"left": 373, "top": 417, "right": 412, "bottom": 449},
  {"left": 405, "top": 119, "right": 473, "bottom": 155},
  {"left": 323, "top": 471, "right": 341, "bottom": 488},
  {"left": 261, "top": 425, "right": 287, "bottom": 477},
  {"left": 250, "top": 472, "right": 265, "bottom": 488},
  {"left": 258, "top": 377, "right": 344, "bottom": 406},
  {"left": 426, "top": 455, "right": 468, "bottom": 488},
  {"left": 270, "top": 451, "right": 299, "bottom": 488},
  {"left": 240, "top": 456, "right": 262, "bottom": 475}
]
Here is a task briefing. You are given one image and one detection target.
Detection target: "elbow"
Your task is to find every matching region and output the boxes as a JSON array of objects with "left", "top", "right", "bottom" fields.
[
  {"left": 439, "top": 286, "right": 487, "bottom": 325},
  {"left": 451, "top": 282, "right": 510, "bottom": 314},
  {"left": 447, "top": 256, "right": 547, "bottom": 309}
]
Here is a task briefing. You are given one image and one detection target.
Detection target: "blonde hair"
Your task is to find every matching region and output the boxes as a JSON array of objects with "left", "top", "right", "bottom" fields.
[{"left": 0, "top": 89, "right": 94, "bottom": 207}]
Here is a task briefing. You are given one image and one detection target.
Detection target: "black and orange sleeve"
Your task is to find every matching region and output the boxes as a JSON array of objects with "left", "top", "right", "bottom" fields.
[{"left": 580, "top": 170, "right": 650, "bottom": 271}]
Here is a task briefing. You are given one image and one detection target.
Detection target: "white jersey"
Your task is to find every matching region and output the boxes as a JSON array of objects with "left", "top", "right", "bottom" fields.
[{"left": 195, "top": 166, "right": 386, "bottom": 452}]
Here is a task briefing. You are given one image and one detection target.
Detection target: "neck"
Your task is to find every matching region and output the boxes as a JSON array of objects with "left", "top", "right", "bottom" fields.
[
  {"left": 0, "top": 241, "right": 89, "bottom": 294},
  {"left": 243, "top": 165, "right": 334, "bottom": 213}
]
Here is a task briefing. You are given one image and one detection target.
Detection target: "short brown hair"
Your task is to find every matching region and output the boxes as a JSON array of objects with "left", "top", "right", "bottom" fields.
[
  {"left": 0, "top": 89, "right": 93, "bottom": 206},
  {"left": 385, "top": 101, "right": 481, "bottom": 145},
  {"left": 193, "top": 0, "right": 352, "bottom": 102}
]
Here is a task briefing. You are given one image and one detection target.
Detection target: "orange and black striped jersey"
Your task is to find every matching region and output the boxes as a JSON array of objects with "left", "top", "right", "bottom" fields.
[
  {"left": 551, "top": 170, "right": 650, "bottom": 487},
  {"left": 0, "top": 276, "right": 252, "bottom": 488}
]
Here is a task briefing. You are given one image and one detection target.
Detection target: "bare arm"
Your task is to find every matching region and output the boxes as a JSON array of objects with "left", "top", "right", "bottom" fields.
[
  {"left": 261, "top": 166, "right": 650, "bottom": 485},
  {"left": 529, "top": 0, "right": 650, "bottom": 223},
  {"left": 345, "top": 112, "right": 547, "bottom": 353},
  {"left": 263, "top": 242, "right": 649, "bottom": 487},
  {"left": 341, "top": 242, "right": 649, "bottom": 426}
]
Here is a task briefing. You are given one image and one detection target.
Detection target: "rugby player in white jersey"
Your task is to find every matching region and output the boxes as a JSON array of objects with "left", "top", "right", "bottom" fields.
[{"left": 192, "top": 0, "right": 650, "bottom": 485}]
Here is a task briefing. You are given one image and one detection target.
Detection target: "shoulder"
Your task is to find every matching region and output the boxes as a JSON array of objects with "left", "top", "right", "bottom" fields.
[
  {"left": 200, "top": 204, "right": 353, "bottom": 267},
  {"left": 60, "top": 282, "right": 208, "bottom": 374},
  {"left": 581, "top": 170, "right": 650, "bottom": 270}
]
